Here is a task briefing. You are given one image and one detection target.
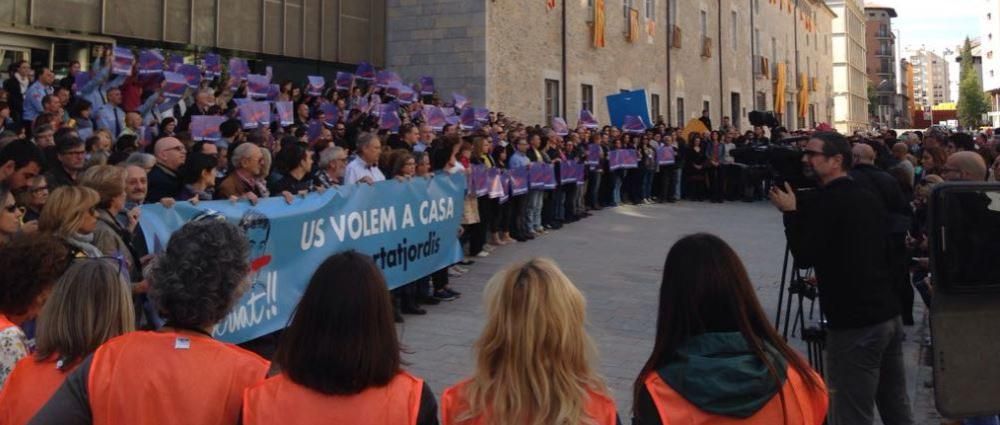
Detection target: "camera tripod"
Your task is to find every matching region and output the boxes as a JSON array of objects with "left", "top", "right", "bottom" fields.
[{"left": 774, "top": 243, "right": 826, "bottom": 374}]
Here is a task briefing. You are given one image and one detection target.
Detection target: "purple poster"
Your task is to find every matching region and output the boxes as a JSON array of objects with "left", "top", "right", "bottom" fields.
[
  {"left": 621, "top": 149, "right": 639, "bottom": 169},
  {"left": 177, "top": 64, "right": 202, "bottom": 89},
  {"left": 396, "top": 84, "right": 416, "bottom": 105},
  {"left": 166, "top": 54, "right": 184, "bottom": 72},
  {"left": 426, "top": 106, "right": 446, "bottom": 132},
  {"left": 161, "top": 72, "right": 188, "bottom": 99},
  {"left": 608, "top": 149, "right": 623, "bottom": 171},
  {"left": 355, "top": 62, "right": 375, "bottom": 80},
  {"left": 378, "top": 104, "right": 401, "bottom": 133},
  {"left": 472, "top": 165, "right": 489, "bottom": 197},
  {"left": 487, "top": 168, "right": 505, "bottom": 199},
  {"left": 190, "top": 115, "right": 226, "bottom": 141},
  {"left": 509, "top": 167, "right": 529, "bottom": 196},
  {"left": 320, "top": 103, "right": 339, "bottom": 127},
  {"left": 528, "top": 164, "right": 547, "bottom": 190},
  {"left": 238, "top": 101, "right": 271, "bottom": 129},
  {"left": 138, "top": 49, "right": 164, "bottom": 76},
  {"left": 586, "top": 143, "right": 602, "bottom": 166},
  {"left": 452, "top": 92, "right": 468, "bottom": 110},
  {"left": 655, "top": 145, "right": 676, "bottom": 165},
  {"left": 72, "top": 72, "right": 92, "bottom": 94},
  {"left": 551, "top": 117, "right": 569, "bottom": 136},
  {"left": 266, "top": 84, "right": 280, "bottom": 101},
  {"left": 307, "top": 76, "right": 325, "bottom": 96},
  {"left": 112, "top": 47, "right": 134, "bottom": 76},
  {"left": 474, "top": 107, "right": 490, "bottom": 123},
  {"left": 307, "top": 120, "right": 324, "bottom": 141},
  {"left": 460, "top": 107, "right": 477, "bottom": 130},
  {"left": 622, "top": 115, "right": 647, "bottom": 134},
  {"left": 419, "top": 76, "right": 435, "bottom": 95},
  {"left": 335, "top": 72, "right": 355, "bottom": 91},
  {"left": 274, "top": 101, "right": 294, "bottom": 127},
  {"left": 203, "top": 54, "right": 222, "bottom": 77},
  {"left": 579, "top": 109, "right": 599, "bottom": 129},
  {"left": 376, "top": 70, "right": 400, "bottom": 88},
  {"left": 247, "top": 74, "right": 271, "bottom": 99},
  {"left": 386, "top": 82, "right": 403, "bottom": 98},
  {"left": 228, "top": 58, "right": 249, "bottom": 81},
  {"left": 560, "top": 161, "right": 578, "bottom": 184}
]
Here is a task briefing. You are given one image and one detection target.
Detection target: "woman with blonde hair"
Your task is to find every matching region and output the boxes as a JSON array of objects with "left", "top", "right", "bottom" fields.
[
  {"left": 38, "top": 186, "right": 102, "bottom": 258},
  {"left": 0, "top": 259, "right": 135, "bottom": 424},
  {"left": 79, "top": 165, "right": 142, "bottom": 280},
  {"left": 440, "top": 258, "right": 619, "bottom": 425}
]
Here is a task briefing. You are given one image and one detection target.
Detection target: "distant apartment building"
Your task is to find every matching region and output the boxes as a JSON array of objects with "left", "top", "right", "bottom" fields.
[
  {"left": 864, "top": 4, "right": 900, "bottom": 128},
  {"left": 908, "top": 47, "right": 952, "bottom": 112},
  {"left": 981, "top": 0, "right": 1000, "bottom": 126},
  {"left": 827, "top": 0, "right": 869, "bottom": 133}
]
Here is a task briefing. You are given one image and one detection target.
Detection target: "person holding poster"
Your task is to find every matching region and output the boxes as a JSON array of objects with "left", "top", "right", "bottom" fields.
[
  {"left": 31, "top": 220, "right": 270, "bottom": 425},
  {"left": 242, "top": 252, "right": 438, "bottom": 425}
]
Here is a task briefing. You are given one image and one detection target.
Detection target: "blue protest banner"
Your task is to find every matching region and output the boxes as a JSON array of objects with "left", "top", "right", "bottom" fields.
[
  {"left": 605, "top": 89, "right": 650, "bottom": 129},
  {"left": 139, "top": 174, "right": 466, "bottom": 344},
  {"left": 112, "top": 47, "right": 134, "bottom": 76}
]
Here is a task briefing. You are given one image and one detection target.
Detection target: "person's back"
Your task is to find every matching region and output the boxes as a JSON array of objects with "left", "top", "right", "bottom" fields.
[
  {"left": 0, "top": 354, "right": 73, "bottom": 425},
  {"left": 441, "top": 379, "right": 618, "bottom": 425},
  {"left": 632, "top": 234, "right": 827, "bottom": 425},
  {"left": 88, "top": 330, "right": 268, "bottom": 424},
  {"left": 244, "top": 371, "right": 426, "bottom": 425}
]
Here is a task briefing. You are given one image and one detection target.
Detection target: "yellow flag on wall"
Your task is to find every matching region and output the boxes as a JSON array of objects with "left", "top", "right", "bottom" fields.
[
  {"left": 628, "top": 8, "right": 640, "bottom": 43},
  {"left": 774, "top": 63, "right": 787, "bottom": 116},
  {"left": 798, "top": 73, "right": 809, "bottom": 118},
  {"left": 547, "top": 0, "right": 556, "bottom": 10},
  {"left": 594, "top": 0, "right": 606, "bottom": 47}
]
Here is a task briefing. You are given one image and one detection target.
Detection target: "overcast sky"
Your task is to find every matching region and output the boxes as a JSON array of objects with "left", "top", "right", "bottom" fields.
[{"left": 874, "top": 0, "right": 981, "bottom": 53}]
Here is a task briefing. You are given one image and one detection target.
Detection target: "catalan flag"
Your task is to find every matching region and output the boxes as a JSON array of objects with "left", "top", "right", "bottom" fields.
[
  {"left": 594, "top": 0, "right": 606, "bottom": 47},
  {"left": 547, "top": 0, "right": 556, "bottom": 10}
]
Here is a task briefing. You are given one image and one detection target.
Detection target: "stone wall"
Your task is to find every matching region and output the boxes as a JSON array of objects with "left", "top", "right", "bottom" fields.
[{"left": 386, "top": 0, "right": 487, "bottom": 105}]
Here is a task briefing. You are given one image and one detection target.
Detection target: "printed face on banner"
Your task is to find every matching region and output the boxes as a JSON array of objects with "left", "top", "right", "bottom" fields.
[{"left": 138, "top": 175, "right": 468, "bottom": 344}]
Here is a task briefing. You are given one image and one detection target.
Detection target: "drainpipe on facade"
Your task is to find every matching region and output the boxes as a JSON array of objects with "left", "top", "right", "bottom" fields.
[
  {"left": 718, "top": 0, "right": 724, "bottom": 123},
  {"left": 666, "top": 2, "right": 672, "bottom": 125},
  {"left": 561, "top": 0, "right": 568, "bottom": 120},
  {"left": 750, "top": 0, "right": 756, "bottom": 111}
]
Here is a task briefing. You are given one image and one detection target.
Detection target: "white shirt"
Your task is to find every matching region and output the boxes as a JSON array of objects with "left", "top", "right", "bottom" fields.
[{"left": 344, "top": 157, "right": 385, "bottom": 184}]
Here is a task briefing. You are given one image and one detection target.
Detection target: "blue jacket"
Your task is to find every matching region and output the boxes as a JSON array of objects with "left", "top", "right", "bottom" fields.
[{"left": 23, "top": 81, "right": 52, "bottom": 122}]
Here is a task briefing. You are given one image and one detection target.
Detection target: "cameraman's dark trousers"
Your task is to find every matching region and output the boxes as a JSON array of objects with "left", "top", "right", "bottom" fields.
[{"left": 782, "top": 177, "right": 913, "bottom": 425}]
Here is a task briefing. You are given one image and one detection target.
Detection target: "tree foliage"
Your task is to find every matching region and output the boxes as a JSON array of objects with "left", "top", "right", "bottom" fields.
[{"left": 957, "top": 38, "right": 989, "bottom": 128}]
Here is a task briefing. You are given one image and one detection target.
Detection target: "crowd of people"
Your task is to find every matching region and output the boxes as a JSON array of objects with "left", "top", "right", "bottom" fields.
[{"left": 0, "top": 45, "right": 998, "bottom": 425}]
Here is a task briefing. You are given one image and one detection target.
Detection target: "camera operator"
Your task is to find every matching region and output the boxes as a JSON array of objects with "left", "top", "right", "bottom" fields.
[{"left": 769, "top": 132, "right": 913, "bottom": 425}]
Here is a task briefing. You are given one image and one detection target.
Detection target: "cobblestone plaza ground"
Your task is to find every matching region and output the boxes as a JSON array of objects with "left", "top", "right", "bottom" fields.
[{"left": 397, "top": 200, "right": 936, "bottom": 422}]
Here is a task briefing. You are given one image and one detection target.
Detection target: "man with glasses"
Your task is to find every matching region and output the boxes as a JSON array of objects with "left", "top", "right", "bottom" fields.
[
  {"left": 146, "top": 137, "right": 187, "bottom": 203},
  {"left": 414, "top": 124, "right": 434, "bottom": 153},
  {"left": 770, "top": 132, "right": 913, "bottom": 425},
  {"left": 314, "top": 146, "right": 348, "bottom": 189},
  {"left": 45, "top": 135, "right": 87, "bottom": 190}
]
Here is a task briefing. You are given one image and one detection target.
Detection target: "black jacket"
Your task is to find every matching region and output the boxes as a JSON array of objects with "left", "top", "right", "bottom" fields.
[
  {"left": 849, "top": 164, "right": 910, "bottom": 234},
  {"left": 2, "top": 76, "right": 25, "bottom": 123},
  {"left": 782, "top": 176, "right": 900, "bottom": 329},
  {"left": 145, "top": 164, "right": 183, "bottom": 204}
]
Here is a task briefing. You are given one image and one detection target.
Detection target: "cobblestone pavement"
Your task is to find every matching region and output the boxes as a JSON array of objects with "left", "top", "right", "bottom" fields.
[{"left": 397, "top": 200, "right": 937, "bottom": 421}]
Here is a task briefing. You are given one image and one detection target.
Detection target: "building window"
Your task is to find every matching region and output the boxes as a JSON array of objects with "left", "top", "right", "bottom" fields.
[
  {"left": 668, "top": 0, "right": 677, "bottom": 26},
  {"left": 624, "top": 0, "right": 632, "bottom": 28},
  {"left": 676, "top": 97, "right": 685, "bottom": 127},
  {"left": 771, "top": 37, "right": 778, "bottom": 68},
  {"left": 703, "top": 100, "right": 710, "bottom": 117},
  {"left": 645, "top": 0, "right": 654, "bottom": 19},
  {"left": 731, "top": 11, "right": 738, "bottom": 50},
  {"left": 545, "top": 79, "right": 560, "bottom": 124},
  {"left": 581, "top": 84, "right": 594, "bottom": 113},
  {"left": 754, "top": 0, "right": 759, "bottom": 14},
  {"left": 651, "top": 94, "right": 661, "bottom": 122},
  {"left": 700, "top": 10, "right": 708, "bottom": 39},
  {"left": 755, "top": 91, "right": 766, "bottom": 111}
]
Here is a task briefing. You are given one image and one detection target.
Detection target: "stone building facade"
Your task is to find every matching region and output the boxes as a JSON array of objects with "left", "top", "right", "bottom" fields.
[
  {"left": 864, "top": 5, "right": 899, "bottom": 128},
  {"left": 827, "top": 0, "right": 869, "bottom": 133},
  {"left": 388, "top": 0, "right": 834, "bottom": 131},
  {"left": 908, "top": 47, "right": 952, "bottom": 111}
]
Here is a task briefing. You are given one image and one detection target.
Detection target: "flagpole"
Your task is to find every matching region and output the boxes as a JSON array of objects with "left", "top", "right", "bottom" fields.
[{"left": 561, "top": 0, "right": 568, "bottom": 120}]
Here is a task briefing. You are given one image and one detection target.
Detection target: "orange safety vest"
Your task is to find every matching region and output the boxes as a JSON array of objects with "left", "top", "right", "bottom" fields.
[
  {"left": 0, "top": 354, "right": 75, "bottom": 425},
  {"left": 87, "top": 331, "right": 269, "bottom": 425},
  {"left": 242, "top": 371, "right": 424, "bottom": 425},
  {"left": 643, "top": 365, "right": 828, "bottom": 425},
  {"left": 439, "top": 379, "right": 619, "bottom": 425}
]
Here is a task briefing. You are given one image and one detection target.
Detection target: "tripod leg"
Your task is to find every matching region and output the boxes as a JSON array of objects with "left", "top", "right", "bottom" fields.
[{"left": 775, "top": 243, "right": 791, "bottom": 328}]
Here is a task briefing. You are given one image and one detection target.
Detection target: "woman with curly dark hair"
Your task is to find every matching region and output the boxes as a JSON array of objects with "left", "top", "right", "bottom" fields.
[
  {"left": 0, "top": 235, "right": 69, "bottom": 386},
  {"left": 32, "top": 220, "right": 270, "bottom": 425}
]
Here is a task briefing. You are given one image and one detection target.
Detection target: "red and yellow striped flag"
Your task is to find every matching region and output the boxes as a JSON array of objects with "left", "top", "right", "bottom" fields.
[
  {"left": 547, "top": 0, "right": 556, "bottom": 10},
  {"left": 593, "top": 0, "right": 606, "bottom": 47}
]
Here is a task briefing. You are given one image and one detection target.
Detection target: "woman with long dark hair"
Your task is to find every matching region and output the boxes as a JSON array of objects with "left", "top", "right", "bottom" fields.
[
  {"left": 242, "top": 252, "right": 438, "bottom": 424},
  {"left": 633, "top": 233, "right": 827, "bottom": 424}
]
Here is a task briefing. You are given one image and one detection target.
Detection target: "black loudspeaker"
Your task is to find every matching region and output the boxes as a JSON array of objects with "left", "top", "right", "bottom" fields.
[{"left": 749, "top": 110, "right": 779, "bottom": 128}]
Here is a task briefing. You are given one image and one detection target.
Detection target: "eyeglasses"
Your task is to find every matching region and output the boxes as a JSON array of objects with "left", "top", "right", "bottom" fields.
[
  {"left": 3, "top": 204, "right": 25, "bottom": 214},
  {"left": 802, "top": 149, "right": 828, "bottom": 158},
  {"left": 73, "top": 254, "right": 130, "bottom": 281}
]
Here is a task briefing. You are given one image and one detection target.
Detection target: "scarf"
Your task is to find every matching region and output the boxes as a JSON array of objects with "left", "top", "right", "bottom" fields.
[{"left": 65, "top": 232, "right": 104, "bottom": 258}]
